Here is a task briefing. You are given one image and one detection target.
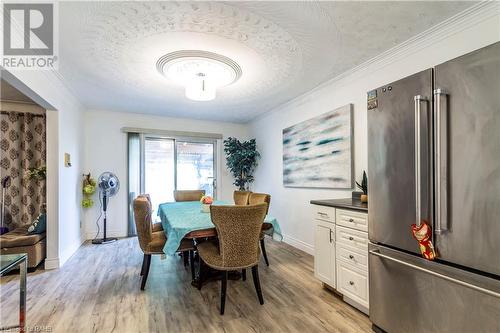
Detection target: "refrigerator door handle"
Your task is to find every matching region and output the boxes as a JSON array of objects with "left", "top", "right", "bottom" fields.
[
  {"left": 369, "top": 249, "right": 500, "bottom": 298},
  {"left": 414, "top": 95, "right": 427, "bottom": 227},
  {"left": 434, "top": 88, "right": 449, "bottom": 234}
]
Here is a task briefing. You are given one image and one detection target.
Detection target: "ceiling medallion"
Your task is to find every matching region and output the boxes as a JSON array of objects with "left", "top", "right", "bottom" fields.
[{"left": 157, "top": 50, "right": 242, "bottom": 101}]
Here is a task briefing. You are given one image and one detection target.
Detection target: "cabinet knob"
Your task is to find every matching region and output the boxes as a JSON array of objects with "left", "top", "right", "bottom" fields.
[
  {"left": 349, "top": 237, "right": 354, "bottom": 241},
  {"left": 349, "top": 218, "right": 354, "bottom": 222},
  {"left": 349, "top": 255, "right": 354, "bottom": 259},
  {"left": 349, "top": 281, "right": 355, "bottom": 285}
]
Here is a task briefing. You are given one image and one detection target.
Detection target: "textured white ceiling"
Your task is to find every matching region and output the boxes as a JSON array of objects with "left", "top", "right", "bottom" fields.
[{"left": 59, "top": 1, "right": 474, "bottom": 123}]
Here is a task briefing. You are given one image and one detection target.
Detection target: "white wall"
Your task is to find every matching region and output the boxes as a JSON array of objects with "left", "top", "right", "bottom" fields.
[
  {"left": 2, "top": 70, "right": 85, "bottom": 268},
  {"left": 83, "top": 109, "right": 249, "bottom": 239},
  {"left": 249, "top": 5, "right": 500, "bottom": 254}
]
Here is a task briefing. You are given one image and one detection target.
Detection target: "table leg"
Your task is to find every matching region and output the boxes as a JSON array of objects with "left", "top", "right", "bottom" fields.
[
  {"left": 192, "top": 254, "right": 205, "bottom": 290},
  {"left": 191, "top": 259, "right": 242, "bottom": 289},
  {"left": 19, "top": 257, "right": 27, "bottom": 332}
]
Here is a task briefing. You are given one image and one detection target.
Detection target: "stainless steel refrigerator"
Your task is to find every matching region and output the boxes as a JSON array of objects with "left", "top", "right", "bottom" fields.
[{"left": 367, "top": 41, "right": 500, "bottom": 333}]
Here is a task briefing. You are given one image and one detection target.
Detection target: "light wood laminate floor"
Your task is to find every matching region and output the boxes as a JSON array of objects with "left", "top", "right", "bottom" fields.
[{"left": 1, "top": 237, "right": 371, "bottom": 333}]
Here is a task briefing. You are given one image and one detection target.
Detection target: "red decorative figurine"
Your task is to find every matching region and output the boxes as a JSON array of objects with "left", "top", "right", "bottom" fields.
[{"left": 411, "top": 220, "right": 437, "bottom": 260}]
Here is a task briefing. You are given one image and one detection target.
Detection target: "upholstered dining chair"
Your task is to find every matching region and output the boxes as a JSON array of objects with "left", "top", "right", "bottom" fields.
[
  {"left": 233, "top": 190, "right": 252, "bottom": 205},
  {"left": 138, "top": 194, "right": 193, "bottom": 267},
  {"left": 197, "top": 204, "right": 268, "bottom": 315},
  {"left": 248, "top": 193, "right": 272, "bottom": 266},
  {"left": 133, "top": 196, "right": 194, "bottom": 290},
  {"left": 173, "top": 190, "right": 206, "bottom": 202},
  {"left": 137, "top": 194, "right": 163, "bottom": 232}
]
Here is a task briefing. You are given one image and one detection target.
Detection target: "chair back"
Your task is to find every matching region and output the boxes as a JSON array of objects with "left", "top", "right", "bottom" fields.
[
  {"left": 173, "top": 190, "right": 206, "bottom": 202},
  {"left": 248, "top": 193, "right": 271, "bottom": 214},
  {"left": 233, "top": 190, "right": 251, "bottom": 205},
  {"left": 133, "top": 196, "right": 153, "bottom": 253},
  {"left": 139, "top": 193, "right": 151, "bottom": 203},
  {"left": 210, "top": 204, "right": 267, "bottom": 268}
]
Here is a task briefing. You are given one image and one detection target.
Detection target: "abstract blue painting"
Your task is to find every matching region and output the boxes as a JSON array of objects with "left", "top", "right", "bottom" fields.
[{"left": 283, "top": 104, "right": 353, "bottom": 188}]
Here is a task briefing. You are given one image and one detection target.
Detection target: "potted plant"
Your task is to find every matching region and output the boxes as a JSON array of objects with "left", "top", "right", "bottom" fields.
[
  {"left": 223, "top": 137, "right": 260, "bottom": 190},
  {"left": 356, "top": 171, "right": 368, "bottom": 203}
]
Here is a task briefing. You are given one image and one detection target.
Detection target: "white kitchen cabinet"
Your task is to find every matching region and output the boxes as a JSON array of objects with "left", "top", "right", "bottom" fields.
[
  {"left": 314, "top": 220, "right": 336, "bottom": 288},
  {"left": 311, "top": 201, "right": 370, "bottom": 315}
]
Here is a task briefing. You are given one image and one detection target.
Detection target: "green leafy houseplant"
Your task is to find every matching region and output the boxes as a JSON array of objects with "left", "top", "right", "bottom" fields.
[
  {"left": 356, "top": 171, "right": 368, "bottom": 203},
  {"left": 356, "top": 171, "right": 368, "bottom": 194},
  {"left": 223, "top": 137, "right": 260, "bottom": 191}
]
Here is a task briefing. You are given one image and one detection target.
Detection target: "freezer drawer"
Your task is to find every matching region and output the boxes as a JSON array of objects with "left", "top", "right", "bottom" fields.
[{"left": 369, "top": 244, "right": 500, "bottom": 333}]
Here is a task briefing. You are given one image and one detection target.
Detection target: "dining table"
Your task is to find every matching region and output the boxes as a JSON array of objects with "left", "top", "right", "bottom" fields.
[
  {"left": 157, "top": 200, "right": 283, "bottom": 287},
  {"left": 157, "top": 200, "right": 282, "bottom": 255}
]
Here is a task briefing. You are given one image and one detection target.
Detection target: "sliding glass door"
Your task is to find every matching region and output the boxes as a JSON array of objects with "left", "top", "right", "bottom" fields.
[
  {"left": 144, "top": 138, "right": 175, "bottom": 213},
  {"left": 129, "top": 135, "right": 217, "bottom": 218},
  {"left": 176, "top": 141, "right": 215, "bottom": 197}
]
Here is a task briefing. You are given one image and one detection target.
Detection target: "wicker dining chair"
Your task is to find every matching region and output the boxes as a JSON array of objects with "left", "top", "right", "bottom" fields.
[
  {"left": 233, "top": 190, "right": 252, "bottom": 205},
  {"left": 133, "top": 196, "right": 194, "bottom": 290},
  {"left": 173, "top": 190, "right": 206, "bottom": 202},
  {"left": 197, "top": 203, "right": 268, "bottom": 315},
  {"left": 248, "top": 193, "right": 272, "bottom": 266}
]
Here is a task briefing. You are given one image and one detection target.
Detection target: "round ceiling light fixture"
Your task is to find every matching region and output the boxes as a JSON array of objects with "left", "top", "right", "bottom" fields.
[{"left": 157, "top": 50, "right": 242, "bottom": 101}]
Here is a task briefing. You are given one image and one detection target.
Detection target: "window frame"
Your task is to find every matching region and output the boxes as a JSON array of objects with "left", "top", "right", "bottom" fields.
[{"left": 139, "top": 133, "right": 218, "bottom": 199}]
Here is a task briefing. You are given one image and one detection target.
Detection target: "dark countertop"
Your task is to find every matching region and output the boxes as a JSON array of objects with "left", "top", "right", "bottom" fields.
[{"left": 310, "top": 198, "right": 368, "bottom": 212}]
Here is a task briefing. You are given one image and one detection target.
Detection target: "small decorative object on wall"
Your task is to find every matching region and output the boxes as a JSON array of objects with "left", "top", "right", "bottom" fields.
[
  {"left": 81, "top": 173, "right": 97, "bottom": 208},
  {"left": 223, "top": 137, "right": 260, "bottom": 191},
  {"left": 200, "top": 195, "right": 213, "bottom": 213},
  {"left": 283, "top": 104, "right": 353, "bottom": 188},
  {"left": 356, "top": 171, "right": 368, "bottom": 203}
]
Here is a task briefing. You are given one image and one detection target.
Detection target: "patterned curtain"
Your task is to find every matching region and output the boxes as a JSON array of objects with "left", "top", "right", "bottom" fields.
[{"left": 0, "top": 111, "right": 46, "bottom": 230}]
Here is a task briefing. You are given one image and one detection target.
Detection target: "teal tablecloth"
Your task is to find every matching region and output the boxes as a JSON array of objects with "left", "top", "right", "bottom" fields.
[{"left": 157, "top": 201, "right": 283, "bottom": 255}]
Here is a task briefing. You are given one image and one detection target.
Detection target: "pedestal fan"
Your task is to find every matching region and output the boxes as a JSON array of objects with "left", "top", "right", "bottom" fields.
[{"left": 92, "top": 172, "right": 119, "bottom": 244}]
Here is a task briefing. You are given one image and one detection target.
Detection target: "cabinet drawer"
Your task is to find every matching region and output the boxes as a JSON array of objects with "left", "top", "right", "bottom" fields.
[
  {"left": 336, "top": 209, "right": 368, "bottom": 232},
  {"left": 312, "top": 205, "right": 336, "bottom": 223},
  {"left": 337, "top": 261, "right": 369, "bottom": 308},
  {"left": 336, "top": 225, "right": 368, "bottom": 250},
  {"left": 336, "top": 243, "right": 368, "bottom": 271}
]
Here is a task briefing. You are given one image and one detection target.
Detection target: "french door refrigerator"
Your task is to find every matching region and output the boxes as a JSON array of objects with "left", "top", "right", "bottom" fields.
[{"left": 368, "top": 41, "right": 500, "bottom": 333}]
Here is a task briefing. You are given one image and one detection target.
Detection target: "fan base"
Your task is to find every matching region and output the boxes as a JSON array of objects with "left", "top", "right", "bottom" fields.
[{"left": 92, "top": 237, "right": 118, "bottom": 245}]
